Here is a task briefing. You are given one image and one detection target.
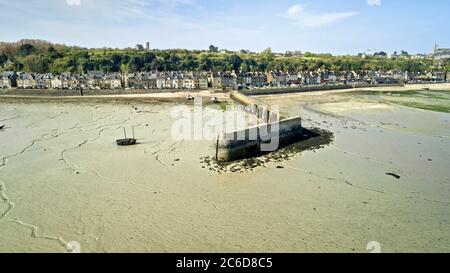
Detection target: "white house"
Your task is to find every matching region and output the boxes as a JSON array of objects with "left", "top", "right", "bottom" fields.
[
  {"left": 182, "top": 78, "right": 195, "bottom": 89},
  {"left": 0, "top": 71, "right": 17, "bottom": 89}
]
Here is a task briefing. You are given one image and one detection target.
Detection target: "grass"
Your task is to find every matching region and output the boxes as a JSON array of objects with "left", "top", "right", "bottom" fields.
[
  {"left": 386, "top": 101, "right": 450, "bottom": 113},
  {"left": 349, "top": 90, "right": 450, "bottom": 113}
]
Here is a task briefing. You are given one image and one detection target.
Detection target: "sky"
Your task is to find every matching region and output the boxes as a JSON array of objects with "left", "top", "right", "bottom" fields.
[{"left": 0, "top": 0, "right": 449, "bottom": 55}]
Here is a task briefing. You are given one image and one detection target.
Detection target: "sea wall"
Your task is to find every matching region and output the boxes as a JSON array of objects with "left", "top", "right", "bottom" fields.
[
  {"left": 217, "top": 92, "right": 303, "bottom": 162},
  {"left": 0, "top": 88, "right": 208, "bottom": 97},
  {"left": 239, "top": 83, "right": 404, "bottom": 96},
  {"left": 216, "top": 117, "right": 303, "bottom": 162},
  {"left": 0, "top": 88, "right": 227, "bottom": 104},
  {"left": 230, "top": 91, "right": 282, "bottom": 123},
  {"left": 0, "top": 95, "right": 189, "bottom": 104},
  {"left": 240, "top": 85, "right": 353, "bottom": 96}
]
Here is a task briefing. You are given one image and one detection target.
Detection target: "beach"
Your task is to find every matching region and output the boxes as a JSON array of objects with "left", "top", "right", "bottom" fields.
[{"left": 0, "top": 85, "right": 449, "bottom": 253}]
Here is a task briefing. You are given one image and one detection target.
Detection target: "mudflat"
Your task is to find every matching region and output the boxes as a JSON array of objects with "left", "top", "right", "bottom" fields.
[{"left": 0, "top": 88, "right": 449, "bottom": 253}]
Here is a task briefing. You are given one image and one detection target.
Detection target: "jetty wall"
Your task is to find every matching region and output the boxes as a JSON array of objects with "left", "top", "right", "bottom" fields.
[
  {"left": 216, "top": 117, "right": 303, "bottom": 162},
  {"left": 230, "top": 91, "right": 282, "bottom": 123},
  {"left": 217, "top": 92, "right": 303, "bottom": 162}
]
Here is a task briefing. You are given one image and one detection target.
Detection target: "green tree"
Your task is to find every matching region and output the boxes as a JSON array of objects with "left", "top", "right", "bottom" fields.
[
  {"left": 21, "top": 55, "right": 49, "bottom": 73},
  {"left": 0, "top": 53, "right": 7, "bottom": 66},
  {"left": 128, "top": 56, "right": 144, "bottom": 72},
  {"left": 199, "top": 53, "right": 212, "bottom": 71},
  {"left": 260, "top": 48, "right": 274, "bottom": 62},
  {"left": 228, "top": 54, "right": 242, "bottom": 71},
  {"left": 18, "top": 44, "right": 36, "bottom": 56},
  {"left": 209, "top": 45, "right": 219, "bottom": 53}
]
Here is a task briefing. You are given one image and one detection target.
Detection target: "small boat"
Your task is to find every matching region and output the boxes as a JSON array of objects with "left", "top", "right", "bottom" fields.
[
  {"left": 211, "top": 97, "right": 220, "bottom": 104},
  {"left": 422, "top": 87, "right": 430, "bottom": 91},
  {"left": 116, "top": 127, "right": 137, "bottom": 146},
  {"left": 186, "top": 95, "right": 195, "bottom": 101},
  {"left": 0, "top": 125, "right": 5, "bottom": 130},
  {"left": 117, "top": 138, "right": 137, "bottom": 146}
]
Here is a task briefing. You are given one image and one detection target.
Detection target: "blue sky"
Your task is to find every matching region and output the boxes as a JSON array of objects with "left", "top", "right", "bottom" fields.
[{"left": 0, "top": 0, "right": 449, "bottom": 54}]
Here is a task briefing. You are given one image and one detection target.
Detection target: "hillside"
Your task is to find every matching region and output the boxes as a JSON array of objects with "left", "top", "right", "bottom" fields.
[{"left": 1, "top": 40, "right": 448, "bottom": 74}]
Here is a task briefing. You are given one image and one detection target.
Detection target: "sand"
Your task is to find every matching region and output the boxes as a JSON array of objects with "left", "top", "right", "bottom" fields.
[{"left": 0, "top": 87, "right": 449, "bottom": 253}]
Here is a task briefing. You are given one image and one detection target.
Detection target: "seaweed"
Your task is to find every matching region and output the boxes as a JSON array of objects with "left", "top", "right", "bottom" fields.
[{"left": 200, "top": 127, "right": 334, "bottom": 174}]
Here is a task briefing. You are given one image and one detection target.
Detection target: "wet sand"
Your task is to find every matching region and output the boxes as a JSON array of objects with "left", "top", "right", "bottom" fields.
[{"left": 0, "top": 88, "right": 449, "bottom": 253}]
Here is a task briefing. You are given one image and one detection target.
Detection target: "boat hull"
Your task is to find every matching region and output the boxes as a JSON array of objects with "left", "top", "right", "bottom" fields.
[{"left": 116, "top": 138, "right": 137, "bottom": 146}]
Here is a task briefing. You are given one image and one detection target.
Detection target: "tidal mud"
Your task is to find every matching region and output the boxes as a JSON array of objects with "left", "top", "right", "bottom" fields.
[{"left": 0, "top": 91, "right": 449, "bottom": 253}]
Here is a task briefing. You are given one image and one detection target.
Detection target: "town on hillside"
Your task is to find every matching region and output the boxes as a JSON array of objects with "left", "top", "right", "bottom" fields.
[
  {"left": 1, "top": 41, "right": 450, "bottom": 91},
  {"left": 1, "top": 69, "right": 449, "bottom": 91}
]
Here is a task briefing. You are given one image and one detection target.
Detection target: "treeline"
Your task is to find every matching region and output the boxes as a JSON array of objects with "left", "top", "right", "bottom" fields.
[{"left": 1, "top": 40, "right": 448, "bottom": 74}]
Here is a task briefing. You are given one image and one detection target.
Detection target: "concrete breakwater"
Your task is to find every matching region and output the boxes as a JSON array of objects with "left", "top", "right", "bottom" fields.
[
  {"left": 230, "top": 92, "right": 283, "bottom": 123},
  {"left": 215, "top": 117, "right": 303, "bottom": 162},
  {"left": 217, "top": 92, "right": 303, "bottom": 162}
]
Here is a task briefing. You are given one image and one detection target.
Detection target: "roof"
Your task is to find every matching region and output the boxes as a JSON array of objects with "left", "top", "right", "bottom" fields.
[
  {"left": 0, "top": 71, "right": 15, "bottom": 79},
  {"left": 18, "top": 73, "right": 34, "bottom": 80}
]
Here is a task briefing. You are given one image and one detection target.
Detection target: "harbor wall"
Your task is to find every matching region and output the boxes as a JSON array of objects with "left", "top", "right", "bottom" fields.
[
  {"left": 0, "top": 95, "right": 189, "bottom": 104},
  {"left": 216, "top": 117, "right": 303, "bottom": 162},
  {"left": 0, "top": 88, "right": 209, "bottom": 97},
  {"left": 230, "top": 91, "right": 282, "bottom": 123},
  {"left": 218, "top": 90, "right": 303, "bottom": 162},
  {"left": 239, "top": 83, "right": 404, "bottom": 96}
]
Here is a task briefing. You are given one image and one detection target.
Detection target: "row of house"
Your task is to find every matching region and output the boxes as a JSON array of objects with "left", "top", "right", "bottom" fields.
[
  {"left": 126, "top": 71, "right": 209, "bottom": 90},
  {"left": 1, "top": 70, "right": 449, "bottom": 90},
  {"left": 11, "top": 72, "right": 123, "bottom": 90}
]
